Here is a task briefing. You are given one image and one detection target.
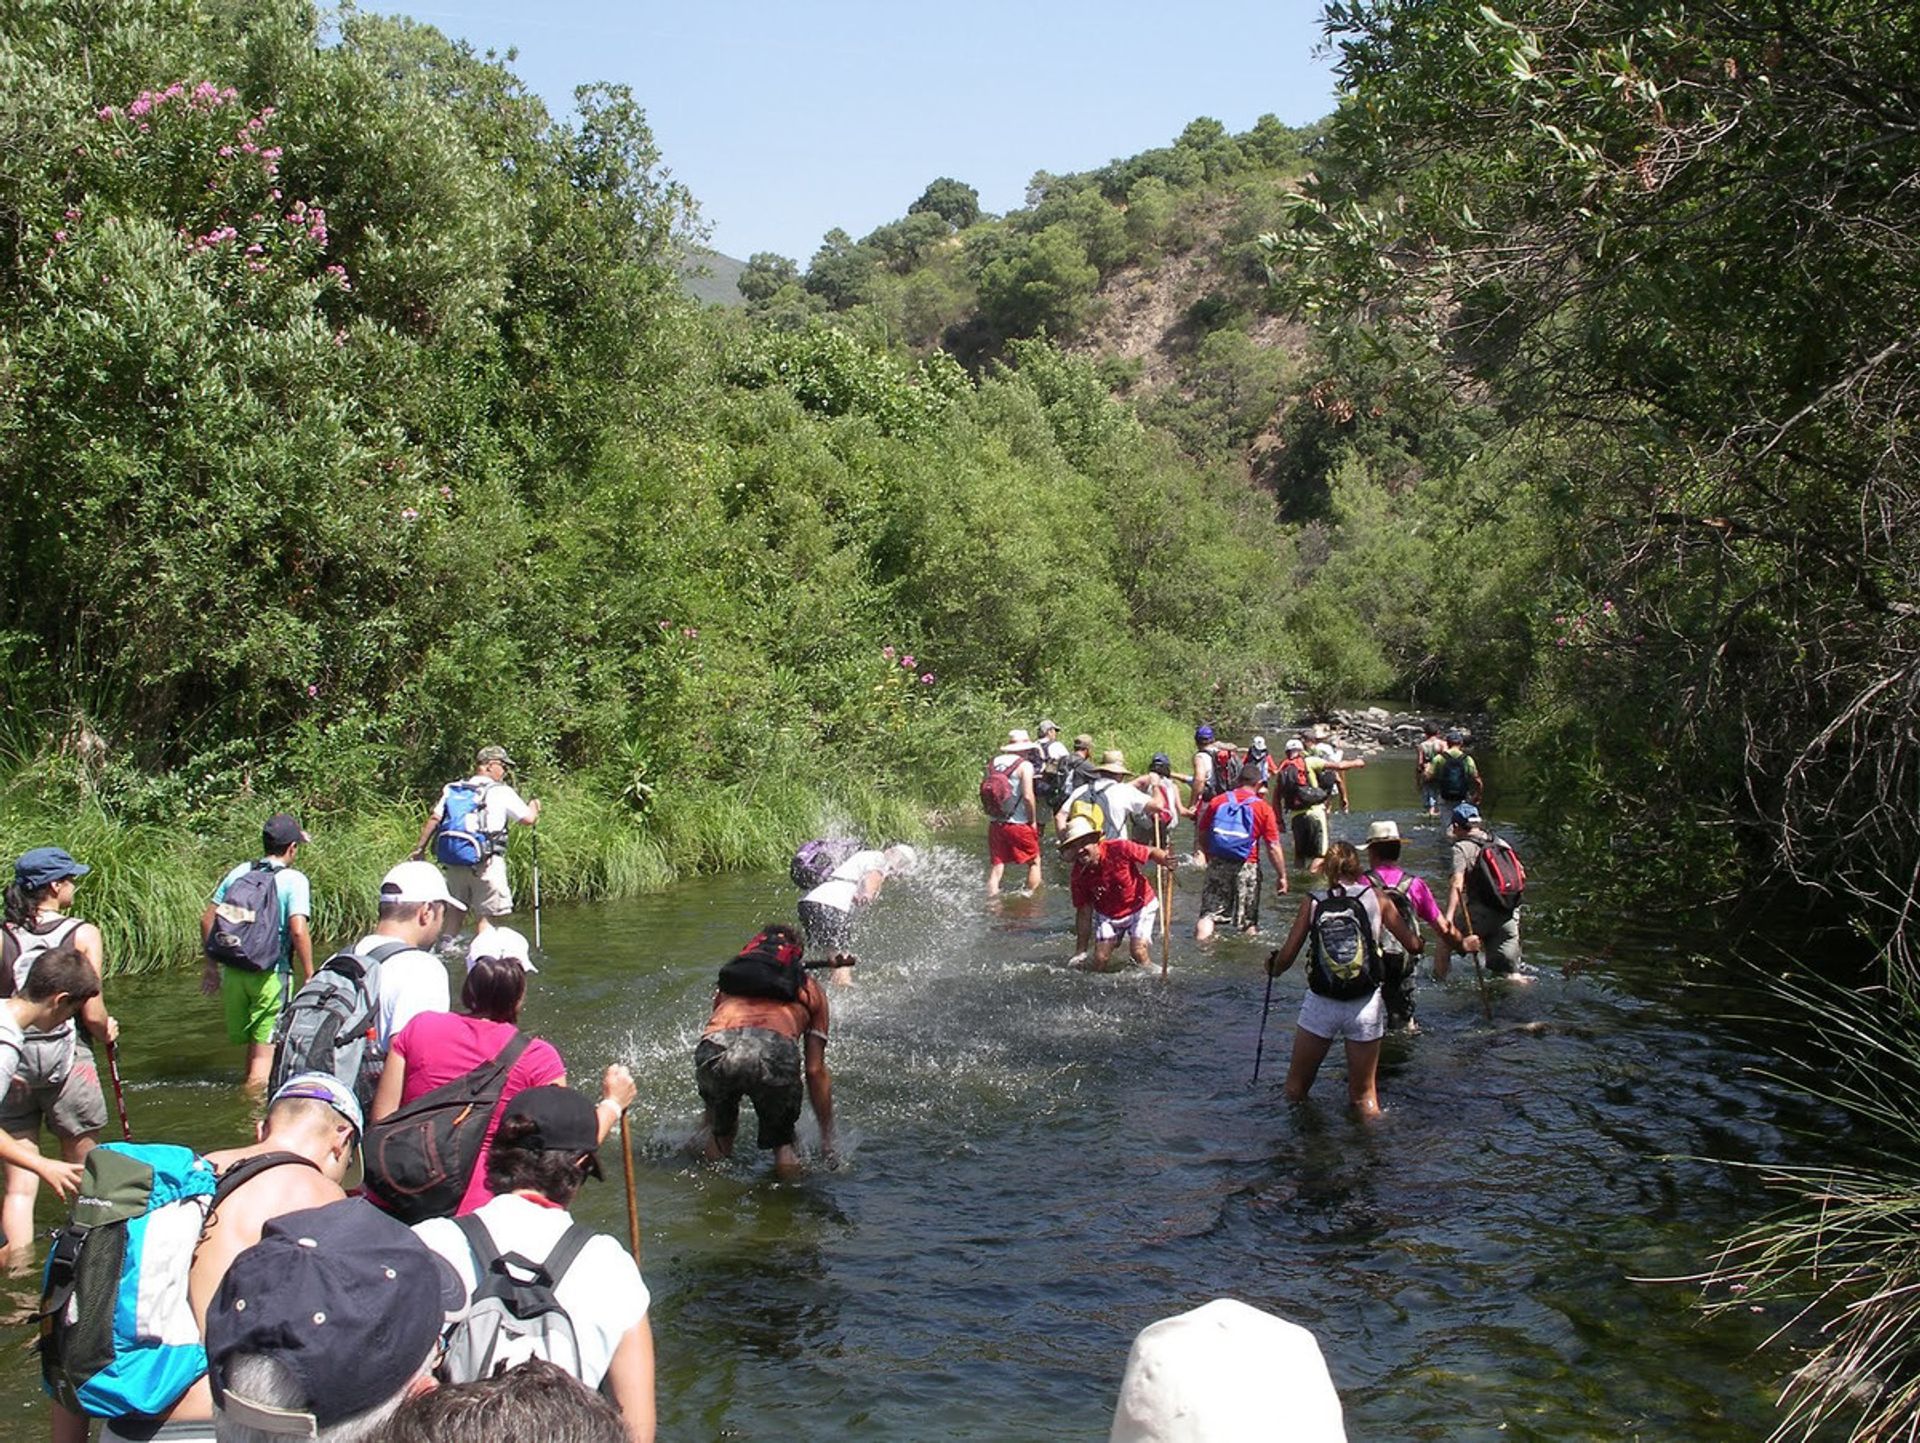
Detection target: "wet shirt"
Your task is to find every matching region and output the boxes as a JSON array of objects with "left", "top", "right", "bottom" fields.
[
  {"left": 1073, "top": 838, "right": 1158, "bottom": 919},
  {"left": 704, "top": 973, "right": 830, "bottom": 1042},
  {"left": 803, "top": 849, "right": 890, "bottom": 913}
]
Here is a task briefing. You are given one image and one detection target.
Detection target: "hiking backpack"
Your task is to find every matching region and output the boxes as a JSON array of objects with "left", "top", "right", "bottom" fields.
[
  {"left": 789, "top": 839, "right": 861, "bottom": 890},
  {"left": 717, "top": 942, "right": 806, "bottom": 1003},
  {"left": 1307, "top": 885, "right": 1382, "bottom": 1001},
  {"left": 1065, "top": 781, "right": 1114, "bottom": 839},
  {"left": 1470, "top": 836, "right": 1527, "bottom": 914},
  {"left": 1365, "top": 869, "right": 1423, "bottom": 959},
  {"left": 363, "top": 1032, "right": 534, "bottom": 1225},
  {"left": 1432, "top": 750, "right": 1473, "bottom": 802},
  {"left": 268, "top": 940, "right": 407, "bottom": 1104},
  {"left": 979, "top": 755, "right": 1025, "bottom": 822},
  {"left": 203, "top": 863, "right": 283, "bottom": 973},
  {"left": 433, "top": 782, "right": 500, "bottom": 868},
  {"left": 1199, "top": 745, "right": 1240, "bottom": 803},
  {"left": 0, "top": 915, "right": 83, "bottom": 998},
  {"left": 1208, "top": 794, "right": 1258, "bottom": 862},
  {"left": 38, "top": 1146, "right": 316, "bottom": 1418},
  {"left": 438, "top": 1214, "right": 594, "bottom": 1386},
  {"left": 1036, "top": 750, "right": 1072, "bottom": 814},
  {"left": 1276, "top": 756, "right": 1329, "bottom": 811}
]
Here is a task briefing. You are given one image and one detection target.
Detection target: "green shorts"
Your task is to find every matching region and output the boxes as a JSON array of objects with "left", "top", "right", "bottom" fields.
[{"left": 221, "top": 966, "right": 287, "bottom": 1045}]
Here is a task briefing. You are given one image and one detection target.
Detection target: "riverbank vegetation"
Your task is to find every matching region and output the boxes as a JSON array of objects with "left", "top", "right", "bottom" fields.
[{"left": 0, "top": 4, "right": 1289, "bottom": 966}]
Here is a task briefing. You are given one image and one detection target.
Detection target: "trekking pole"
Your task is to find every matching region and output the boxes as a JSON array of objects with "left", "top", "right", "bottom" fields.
[
  {"left": 619, "top": 1108, "right": 642, "bottom": 1264},
  {"left": 104, "top": 1036, "right": 132, "bottom": 1141},
  {"left": 1252, "top": 960, "right": 1277, "bottom": 1084},
  {"left": 530, "top": 825, "right": 543, "bottom": 952}
]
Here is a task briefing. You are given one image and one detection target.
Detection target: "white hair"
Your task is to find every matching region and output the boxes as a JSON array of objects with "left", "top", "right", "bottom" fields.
[{"left": 214, "top": 1352, "right": 426, "bottom": 1443}]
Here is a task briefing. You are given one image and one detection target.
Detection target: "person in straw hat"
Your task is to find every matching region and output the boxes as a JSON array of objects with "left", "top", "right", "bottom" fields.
[
  {"left": 1055, "top": 750, "right": 1170, "bottom": 957},
  {"left": 1058, "top": 817, "right": 1177, "bottom": 971}
]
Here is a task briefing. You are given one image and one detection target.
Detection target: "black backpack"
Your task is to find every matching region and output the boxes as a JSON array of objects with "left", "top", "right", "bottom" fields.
[
  {"left": 1307, "top": 885, "right": 1382, "bottom": 1001},
  {"left": 438, "top": 1214, "right": 594, "bottom": 1386},
  {"left": 203, "top": 863, "right": 283, "bottom": 973},
  {"left": 1434, "top": 750, "right": 1472, "bottom": 802},
  {"left": 362, "top": 1031, "right": 534, "bottom": 1224},
  {"left": 716, "top": 931, "right": 806, "bottom": 1003},
  {"left": 268, "top": 940, "right": 408, "bottom": 1104}
]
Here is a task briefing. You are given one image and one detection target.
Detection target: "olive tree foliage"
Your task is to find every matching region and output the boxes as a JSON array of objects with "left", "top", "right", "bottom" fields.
[
  {"left": 1266, "top": 4, "right": 1920, "bottom": 1437},
  {"left": 908, "top": 176, "right": 980, "bottom": 231}
]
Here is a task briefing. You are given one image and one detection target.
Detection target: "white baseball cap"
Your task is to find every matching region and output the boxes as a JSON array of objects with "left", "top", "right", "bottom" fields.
[
  {"left": 465, "top": 925, "right": 536, "bottom": 972},
  {"left": 379, "top": 860, "right": 466, "bottom": 910}
]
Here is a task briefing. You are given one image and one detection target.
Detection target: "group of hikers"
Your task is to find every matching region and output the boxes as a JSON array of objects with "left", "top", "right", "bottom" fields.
[
  {"left": 978, "top": 718, "right": 1526, "bottom": 1114},
  {"left": 0, "top": 723, "right": 1526, "bottom": 1438}
]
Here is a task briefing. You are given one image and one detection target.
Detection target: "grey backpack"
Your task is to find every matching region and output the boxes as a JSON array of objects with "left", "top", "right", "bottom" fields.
[
  {"left": 439, "top": 1215, "right": 593, "bottom": 1385},
  {"left": 267, "top": 940, "right": 406, "bottom": 1105}
]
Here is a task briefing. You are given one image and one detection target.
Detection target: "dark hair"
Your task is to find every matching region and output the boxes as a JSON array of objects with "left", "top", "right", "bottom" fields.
[
  {"left": 376, "top": 900, "right": 429, "bottom": 924},
  {"left": 377, "top": 1359, "right": 624, "bottom": 1443},
  {"left": 4, "top": 880, "right": 43, "bottom": 928},
  {"left": 460, "top": 955, "right": 526, "bottom": 1023},
  {"left": 22, "top": 945, "right": 100, "bottom": 1006},
  {"left": 484, "top": 1114, "right": 588, "bottom": 1206},
  {"left": 1236, "top": 763, "right": 1265, "bottom": 786},
  {"left": 759, "top": 921, "right": 802, "bottom": 950},
  {"left": 1366, "top": 839, "right": 1403, "bottom": 863}
]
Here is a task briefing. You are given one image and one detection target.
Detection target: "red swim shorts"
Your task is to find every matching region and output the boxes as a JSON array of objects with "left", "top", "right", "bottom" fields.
[{"left": 988, "top": 821, "right": 1040, "bottom": 865}]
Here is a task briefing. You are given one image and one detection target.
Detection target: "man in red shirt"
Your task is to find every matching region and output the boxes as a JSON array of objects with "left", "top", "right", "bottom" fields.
[
  {"left": 1060, "top": 818, "right": 1176, "bottom": 971},
  {"left": 1193, "top": 763, "right": 1288, "bottom": 941}
]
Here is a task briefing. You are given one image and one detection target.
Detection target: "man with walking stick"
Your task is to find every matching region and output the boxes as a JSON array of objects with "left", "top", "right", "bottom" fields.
[{"left": 414, "top": 745, "right": 542, "bottom": 944}]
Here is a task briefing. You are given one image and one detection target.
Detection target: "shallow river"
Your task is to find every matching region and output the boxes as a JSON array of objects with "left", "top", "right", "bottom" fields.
[{"left": 1, "top": 758, "right": 1830, "bottom": 1439}]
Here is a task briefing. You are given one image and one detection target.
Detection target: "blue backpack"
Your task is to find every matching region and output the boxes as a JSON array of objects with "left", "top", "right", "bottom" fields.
[
  {"left": 40, "top": 1145, "right": 319, "bottom": 1418},
  {"left": 1209, "top": 794, "right": 1258, "bottom": 861},
  {"left": 433, "top": 782, "right": 498, "bottom": 867}
]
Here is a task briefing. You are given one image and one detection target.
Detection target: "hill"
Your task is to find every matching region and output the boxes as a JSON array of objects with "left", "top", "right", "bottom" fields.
[{"left": 678, "top": 247, "right": 748, "bottom": 306}]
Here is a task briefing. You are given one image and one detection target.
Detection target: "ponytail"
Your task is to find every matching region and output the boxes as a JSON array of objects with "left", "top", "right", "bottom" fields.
[{"left": 3, "top": 881, "right": 37, "bottom": 928}]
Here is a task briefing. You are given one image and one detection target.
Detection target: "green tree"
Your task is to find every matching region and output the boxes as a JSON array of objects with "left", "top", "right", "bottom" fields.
[
  {"left": 975, "top": 224, "right": 1099, "bottom": 339},
  {"left": 738, "top": 251, "right": 798, "bottom": 302},
  {"left": 908, "top": 176, "right": 980, "bottom": 230}
]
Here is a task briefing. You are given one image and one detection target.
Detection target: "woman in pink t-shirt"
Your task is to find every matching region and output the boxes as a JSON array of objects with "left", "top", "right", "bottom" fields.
[{"left": 369, "top": 939, "right": 569, "bottom": 1216}]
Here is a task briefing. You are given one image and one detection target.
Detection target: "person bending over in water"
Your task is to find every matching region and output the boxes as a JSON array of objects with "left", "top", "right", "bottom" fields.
[
  {"left": 1059, "top": 818, "right": 1176, "bottom": 972},
  {"left": 1265, "top": 841, "right": 1477, "bottom": 1117},
  {"left": 692, "top": 925, "right": 834, "bottom": 1177}
]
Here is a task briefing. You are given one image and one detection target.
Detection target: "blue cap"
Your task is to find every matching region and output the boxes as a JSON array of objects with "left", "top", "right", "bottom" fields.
[
  {"left": 1150, "top": 753, "right": 1171, "bottom": 774},
  {"left": 1194, "top": 725, "right": 1214, "bottom": 743},
  {"left": 14, "top": 847, "right": 90, "bottom": 892},
  {"left": 1449, "top": 803, "right": 1482, "bottom": 829}
]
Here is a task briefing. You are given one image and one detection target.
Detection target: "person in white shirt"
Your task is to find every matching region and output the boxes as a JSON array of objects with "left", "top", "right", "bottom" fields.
[
  {"left": 413, "top": 745, "right": 541, "bottom": 940},
  {"left": 353, "top": 861, "right": 461, "bottom": 1055},
  {"left": 798, "top": 845, "right": 916, "bottom": 985}
]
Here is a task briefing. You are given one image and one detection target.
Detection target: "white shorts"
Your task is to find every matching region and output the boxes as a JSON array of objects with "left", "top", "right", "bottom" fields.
[
  {"left": 1095, "top": 899, "right": 1159, "bottom": 943},
  {"left": 1297, "top": 987, "right": 1386, "bottom": 1043},
  {"left": 444, "top": 854, "right": 512, "bottom": 917}
]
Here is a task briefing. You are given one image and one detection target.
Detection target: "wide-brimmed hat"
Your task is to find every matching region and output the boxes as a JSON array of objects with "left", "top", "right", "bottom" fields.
[
  {"left": 1309, "top": 723, "right": 1331, "bottom": 741},
  {"left": 1366, "top": 820, "right": 1402, "bottom": 844},
  {"left": 1094, "top": 749, "right": 1130, "bottom": 776},
  {"left": 1059, "top": 817, "right": 1100, "bottom": 850},
  {"left": 1005, "top": 728, "right": 1032, "bottom": 747}
]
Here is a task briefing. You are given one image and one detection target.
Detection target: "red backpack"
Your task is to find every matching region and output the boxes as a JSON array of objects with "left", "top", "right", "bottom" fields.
[
  {"left": 979, "top": 754, "right": 1024, "bottom": 820},
  {"left": 1471, "top": 836, "right": 1527, "bottom": 913}
]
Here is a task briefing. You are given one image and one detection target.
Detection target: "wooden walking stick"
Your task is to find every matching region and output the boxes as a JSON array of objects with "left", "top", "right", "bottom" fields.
[
  {"left": 104, "top": 1037, "right": 132, "bottom": 1141},
  {"left": 619, "top": 1108, "right": 642, "bottom": 1264},
  {"left": 1156, "top": 815, "right": 1171, "bottom": 977}
]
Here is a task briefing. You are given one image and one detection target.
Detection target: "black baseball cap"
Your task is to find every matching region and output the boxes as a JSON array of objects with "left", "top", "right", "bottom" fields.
[
  {"left": 207, "top": 1201, "right": 465, "bottom": 1432},
  {"left": 500, "top": 1086, "right": 604, "bottom": 1179},
  {"left": 262, "top": 813, "right": 309, "bottom": 851}
]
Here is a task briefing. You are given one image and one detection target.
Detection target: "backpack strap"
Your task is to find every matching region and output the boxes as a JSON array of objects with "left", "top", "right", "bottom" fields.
[
  {"left": 360, "top": 939, "right": 414, "bottom": 966},
  {"left": 540, "top": 1222, "right": 595, "bottom": 1290},
  {"left": 211, "top": 1151, "right": 322, "bottom": 1210},
  {"left": 454, "top": 1210, "right": 503, "bottom": 1275}
]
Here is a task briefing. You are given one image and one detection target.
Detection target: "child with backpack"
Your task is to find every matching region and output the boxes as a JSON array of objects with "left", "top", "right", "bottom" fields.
[
  {"left": 412, "top": 1086, "right": 654, "bottom": 1441},
  {"left": 1262, "top": 841, "right": 1444, "bottom": 1117},
  {"left": 200, "top": 813, "right": 313, "bottom": 1093}
]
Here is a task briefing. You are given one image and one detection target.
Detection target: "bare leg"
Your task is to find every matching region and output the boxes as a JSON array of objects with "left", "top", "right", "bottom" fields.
[
  {"left": 1282, "top": 1027, "right": 1334, "bottom": 1103},
  {"left": 695, "top": 1109, "right": 735, "bottom": 1162},
  {"left": 987, "top": 860, "right": 1006, "bottom": 898},
  {"left": 2, "top": 1148, "right": 42, "bottom": 1271},
  {"left": 773, "top": 1144, "right": 803, "bottom": 1180},
  {"left": 1194, "top": 910, "right": 1216, "bottom": 941},
  {"left": 52, "top": 1401, "right": 88, "bottom": 1443},
  {"left": 1024, "top": 860, "right": 1042, "bottom": 891},
  {"left": 243, "top": 1041, "right": 274, "bottom": 1091},
  {"left": 1344, "top": 1038, "right": 1384, "bottom": 1117},
  {"left": 1128, "top": 934, "right": 1154, "bottom": 971}
]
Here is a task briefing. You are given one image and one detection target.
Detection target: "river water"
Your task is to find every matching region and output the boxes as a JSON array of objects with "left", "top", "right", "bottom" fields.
[{"left": 0, "top": 757, "right": 1831, "bottom": 1439}]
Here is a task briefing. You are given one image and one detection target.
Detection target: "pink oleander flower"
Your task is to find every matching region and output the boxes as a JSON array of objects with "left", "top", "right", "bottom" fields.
[
  {"left": 53, "top": 230, "right": 67, "bottom": 243},
  {"left": 882, "top": 646, "right": 896, "bottom": 660},
  {"left": 96, "top": 106, "right": 116, "bottom": 122},
  {"left": 218, "top": 146, "right": 234, "bottom": 157},
  {"left": 657, "top": 620, "right": 670, "bottom": 631},
  {"left": 921, "top": 673, "right": 934, "bottom": 685},
  {"left": 683, "top": 627, "right": 698, "bottom": 639},
  {"left": 401, "top": 507, "right": 420, "bottom": 521},
  {"left": 901, "top": 654, "right": 916, "bottom": 668},
  {"left": 438, "top": 486, "right": 452, "bottom": 500},
  {"left": 306, "top": 684, "right": 319, "bottom": 697},
  {"left": 64, "top": 208, "right": 82, "bottom": 221}
]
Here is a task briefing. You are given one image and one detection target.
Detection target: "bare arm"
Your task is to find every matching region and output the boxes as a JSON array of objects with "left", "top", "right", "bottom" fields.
[
  {"left": 369, "top": 1049, "right": 408, "bottom": 1123},
  {"left": 0, "top": 1126, "right": 80, "bottom": 1197},
  {"left": 604, "top": 1316, "right": 657, "bottom": 1443},
  {"left": 1264, "top": 836, "right": 1289, "bottom": 893},
  {"left": 73, "top": 922, "right": 115, "bottom": 1044},
  {"left": 288, "top": 914, "right": 313, "bottom": 983},
  {"left": 201, "top": 903, "right": 221, "bottom": 997},
  {"left": 411, "top": 806, "right": 441, "bottom": 860},
  {"left": 803, "top": 1035, "right": 834, "bottom": 1153},
  {"left": 596, "top": 1064, "right": 637, "bottom": 1144}
]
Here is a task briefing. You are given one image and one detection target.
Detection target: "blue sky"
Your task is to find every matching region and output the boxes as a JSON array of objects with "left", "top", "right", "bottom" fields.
[{"left": 373, "top": 2, "right": 1338, "bottom": 264}]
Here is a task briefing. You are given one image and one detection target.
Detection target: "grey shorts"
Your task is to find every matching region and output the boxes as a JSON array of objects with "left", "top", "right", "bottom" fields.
[
  {"left": 1199, "top": 856, "right": 1261, "bottom": 930},
  {"left": 696, "top": 1028, "right": 805, "bottom": 1150},
  {"left": 1, "top": 1050, "right": 108, "bottom": 1141},
  {"left": 798, "top": 900, "right": 852, "bottom": 954},
  {"left": 445, "top": 856, "right": 512, "bottom": 917},
  {"left": 1468, "top": 904, "right": 1524, "bottom": 975}
]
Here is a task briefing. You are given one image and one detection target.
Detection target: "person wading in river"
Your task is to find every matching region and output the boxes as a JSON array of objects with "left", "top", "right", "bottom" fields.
[
  {"left": 414, "top": 745, "right": 542, "bottom": 942},
  {"left": 1443, "top": 803, "right": 1522, "bottom": 977},
  {"left": 692, "top": 925, "right": 835, "bottom": 1177},
  {"left": 1263, "top": 841, "right": 1469, "bottom": 1116},
  {"left": 1362, "top": 820, "right": 1476, "bottom": 1032},
  {"left": 1060, "top": 818, "right": 1176, "bottom": 972},
  {"left": 984, "top": 730, "right": 1042, "bottom": 898},
  {"left": 1193, "top": 764, "right": 1287, "bottom": 941},
  {"left": 201, "top": 812, "right": 314, "bottom": 1093}
]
